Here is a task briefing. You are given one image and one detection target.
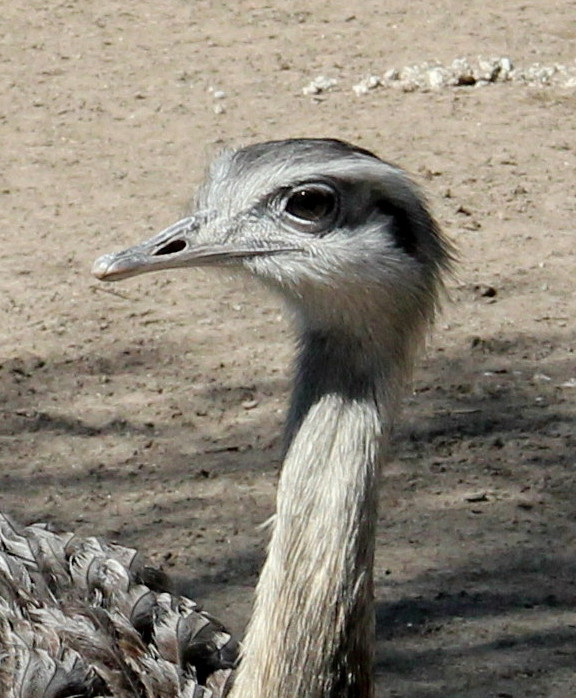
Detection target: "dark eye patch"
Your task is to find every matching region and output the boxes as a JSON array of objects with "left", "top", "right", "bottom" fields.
[{"left": 375, "top": 198, "right": 418, "bottom": 256}]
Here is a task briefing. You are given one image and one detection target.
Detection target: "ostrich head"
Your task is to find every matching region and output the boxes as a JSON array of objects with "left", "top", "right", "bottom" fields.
[{"left": 93, "top": 139, "right": 451, "bottom": 343}]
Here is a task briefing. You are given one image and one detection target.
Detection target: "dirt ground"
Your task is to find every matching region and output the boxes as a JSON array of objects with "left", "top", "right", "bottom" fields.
[{"left": 1, "top": 1, "right": 575, "bottom": 696}]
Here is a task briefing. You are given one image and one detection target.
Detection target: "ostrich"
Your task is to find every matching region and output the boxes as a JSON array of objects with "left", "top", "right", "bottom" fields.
[{"left": 1, "top": 139, "right": 451, "bottom": 697}]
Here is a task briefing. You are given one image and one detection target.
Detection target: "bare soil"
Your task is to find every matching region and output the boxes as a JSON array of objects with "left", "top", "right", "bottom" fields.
[{"left": 1, "top": 2, "right": 575, "bottom": 696}]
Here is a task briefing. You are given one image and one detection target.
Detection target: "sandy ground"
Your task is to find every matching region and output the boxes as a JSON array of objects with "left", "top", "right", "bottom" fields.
[{"left": 1, "top": 1, "right": 575, "bottom": 695}]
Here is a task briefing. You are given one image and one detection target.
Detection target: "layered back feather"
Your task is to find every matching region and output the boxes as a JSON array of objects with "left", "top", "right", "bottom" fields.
[{"left": 0, "top": 514, "right": 237, "bottom": 697}]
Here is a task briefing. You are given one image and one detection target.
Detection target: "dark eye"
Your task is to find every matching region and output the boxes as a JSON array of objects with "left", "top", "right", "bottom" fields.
[{"left": 284, "top": 184, "right": 338, "bottom": 223}]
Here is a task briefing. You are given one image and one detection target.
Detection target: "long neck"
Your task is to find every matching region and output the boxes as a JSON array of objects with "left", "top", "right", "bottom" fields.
[{"left": 229, "top": 325, "right": 409, "bottom": 698}]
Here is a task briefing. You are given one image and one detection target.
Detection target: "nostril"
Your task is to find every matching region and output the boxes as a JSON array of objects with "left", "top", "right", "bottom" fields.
[{"left": 154, "top": 239, "right": 187, "bottom": 256}]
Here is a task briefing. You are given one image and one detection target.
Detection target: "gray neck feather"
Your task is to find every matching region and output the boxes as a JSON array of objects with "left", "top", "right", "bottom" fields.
[{"left": 229, "top": 318, "right": 412, "bottom": 698}]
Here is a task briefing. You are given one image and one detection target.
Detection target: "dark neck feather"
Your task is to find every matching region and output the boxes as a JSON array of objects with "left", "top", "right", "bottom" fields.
[{"left": 284, "top": 325, "right": 403, "bottom": 453}]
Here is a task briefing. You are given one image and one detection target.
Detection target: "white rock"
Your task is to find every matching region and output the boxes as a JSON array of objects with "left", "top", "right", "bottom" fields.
[
  {"left": 383, "top": 68, "right": 400, "bottom": 81},
  {"left": 427, "top": 67, "right": 448, "bottom": 89},
  {"left": 302, "top": 76, "right": 338, "bottom": 95},
  {"left": 372, "top": 56, "right": 574, "bottom": 93},
  {"left": 352, "top": 75, "right": 381, "bottom": 96},
  {"left": 500, "top": 56, "right": 513, "bottom": 75}
]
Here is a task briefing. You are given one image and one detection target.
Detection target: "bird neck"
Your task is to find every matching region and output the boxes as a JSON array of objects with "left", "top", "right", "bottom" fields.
[{"left": 230, "top": 325, "right": 408, "bottom": 698}]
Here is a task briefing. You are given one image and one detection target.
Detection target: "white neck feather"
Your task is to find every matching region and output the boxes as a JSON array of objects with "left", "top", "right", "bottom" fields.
[{"left": 230, "top": 393, "right": 384, "bottom": 698}]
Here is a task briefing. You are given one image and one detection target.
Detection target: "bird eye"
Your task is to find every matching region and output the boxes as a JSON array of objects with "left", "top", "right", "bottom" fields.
[{"left": 284, "top": 184, "right": 338, "bottom": 225}]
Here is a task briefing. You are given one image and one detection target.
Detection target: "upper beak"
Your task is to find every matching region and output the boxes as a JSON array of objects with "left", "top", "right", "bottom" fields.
[{"left": 92, "top": 215, "right": 295, "bottom": 282}]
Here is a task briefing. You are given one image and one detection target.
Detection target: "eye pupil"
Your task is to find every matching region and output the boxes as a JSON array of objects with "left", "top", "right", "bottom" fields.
[{"left": 285, "top": 186, "right": 336, "bottom": 222}]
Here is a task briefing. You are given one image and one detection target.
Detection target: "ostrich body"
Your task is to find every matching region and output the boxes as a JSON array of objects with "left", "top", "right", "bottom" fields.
[
  {"left": 1, "top": 139, "right": 450, "bottom": 697},
  {"left": 0, "top": 514, "right": 237, "bottom": 696}
]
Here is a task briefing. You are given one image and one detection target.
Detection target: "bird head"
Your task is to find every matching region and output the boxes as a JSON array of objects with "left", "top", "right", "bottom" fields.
[{"left": 93, "top": 139, "right": 452, "bottom": 333}]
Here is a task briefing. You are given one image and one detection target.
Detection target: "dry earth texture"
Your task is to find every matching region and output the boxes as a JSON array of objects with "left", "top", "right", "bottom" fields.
[{"left": 1, "top": 1, "right": 575, "bottom": 696}]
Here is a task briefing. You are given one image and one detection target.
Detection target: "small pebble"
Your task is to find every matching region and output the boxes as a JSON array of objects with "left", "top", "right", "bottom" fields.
[
  {"left": 242, "top": 399, "right": 259, "bottom": 410},
  {"left": 465, "top": 492, "right": 489, "bottom": 503}
]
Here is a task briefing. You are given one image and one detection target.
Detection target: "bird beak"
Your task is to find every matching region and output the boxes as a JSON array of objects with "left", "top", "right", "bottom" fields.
[{"left": 92, "top": 215, "right": 292, "bottom": 282}]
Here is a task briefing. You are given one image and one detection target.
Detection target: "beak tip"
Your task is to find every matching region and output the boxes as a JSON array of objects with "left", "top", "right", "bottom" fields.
[{"left": 92, "top": 254, "right": 118, "bottom": 281}]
